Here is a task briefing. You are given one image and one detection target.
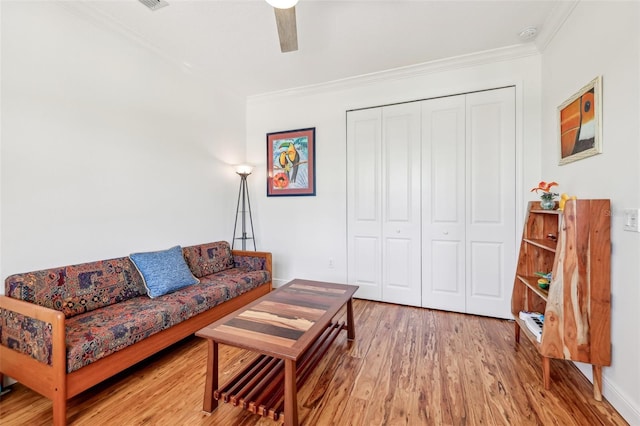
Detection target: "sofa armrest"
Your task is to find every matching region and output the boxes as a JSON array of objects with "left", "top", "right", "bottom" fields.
[
  {"left": 0, "top": 296, "right": 66, "bottom": 392},
  {"left": 232, "top": 250, "right": 272, "bottom": 276}
]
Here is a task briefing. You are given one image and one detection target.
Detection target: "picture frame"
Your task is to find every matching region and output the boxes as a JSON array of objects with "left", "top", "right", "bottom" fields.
[
  {"left": 558, "top": 76, "right": 602, "bottom": 165},
  {"left": 266, "top": 127, "right": 316, "bottom": 196}
]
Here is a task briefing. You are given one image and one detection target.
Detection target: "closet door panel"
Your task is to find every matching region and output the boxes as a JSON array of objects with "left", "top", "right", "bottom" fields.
[
  {"left": 347, "top": 108, "right": 383, "bottom": 301},
  {"left": 468, "top": 101, "right": 503, "bottom": 222},
  {"left": 465, "top": 87, "right": 516, "bottom": 319},
  {"left": 384, "top": 237, "right": 413, "bottom": 292},
  {"left": 384, "top": 117, "right": 412, "bottom": 221},
  {"left": 381, "top": 103, "right": 422, "bottom": 307},
  {"left": 469, "top": 241, "right": 503, "bottom": 296},
  {"left": 421, "top": 95, "right": 466, "bottom": 312},
  {"left": 352, "top": 237, "right": 380, "bottom": 292},
  {"left": 430, "top": 240, "right": 463, "bottom": 292}
]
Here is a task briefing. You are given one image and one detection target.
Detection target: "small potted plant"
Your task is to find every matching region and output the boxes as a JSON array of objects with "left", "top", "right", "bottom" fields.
[{"left": 531, "top": 181, "right": 559, "bottom": 210}]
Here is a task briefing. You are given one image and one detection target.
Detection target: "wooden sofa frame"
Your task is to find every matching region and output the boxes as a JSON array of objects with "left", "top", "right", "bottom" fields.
[{"left": 0, "top": 250, "right": 272, "bottom": 426}]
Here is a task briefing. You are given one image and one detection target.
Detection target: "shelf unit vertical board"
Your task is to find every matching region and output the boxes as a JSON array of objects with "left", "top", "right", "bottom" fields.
[
  {"left": 539, "top": 200, "right": 611, "bottom": 365},
  {"left": 558, "top": 200, "right": 591, "bottom": 362},
  {"left": 511, "top": 237, "right": 528, "bottom": 314},
  {"left": 511, "top": 199, "right": 611, "bottom": 399},
  {"left": 587, "top": 200, "right": 612, "bottom": 366},
  {"left": 540, "top": 204, "right": 571, "bottom": 361}
]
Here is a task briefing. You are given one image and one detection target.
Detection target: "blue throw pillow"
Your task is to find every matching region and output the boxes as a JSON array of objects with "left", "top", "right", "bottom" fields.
[{"left": 129, "top": 245, "right": 199, "bottom": 298}]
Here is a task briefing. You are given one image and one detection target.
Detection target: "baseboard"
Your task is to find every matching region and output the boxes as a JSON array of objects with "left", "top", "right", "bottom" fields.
[
  {"left": 575, "top": 363, "right": 640, "bottom": 424},
  {"left": 272, "top": 278, "right": 289, "bottom": 288},
  {"left": 605, "top": 381, "right": 640, "bottom": 425}
]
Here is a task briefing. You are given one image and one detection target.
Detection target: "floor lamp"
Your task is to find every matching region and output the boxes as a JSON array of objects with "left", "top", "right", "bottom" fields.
[{"left": 232, "top": 165, "right": 256, "bottom": 251}]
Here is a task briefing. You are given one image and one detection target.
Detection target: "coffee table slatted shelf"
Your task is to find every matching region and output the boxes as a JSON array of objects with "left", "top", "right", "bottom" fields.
[{"left": 214, "top": 321, "right": 346, "bottom": 422}]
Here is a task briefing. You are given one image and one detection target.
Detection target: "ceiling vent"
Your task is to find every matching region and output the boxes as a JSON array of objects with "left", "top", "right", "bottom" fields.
[
  {"left": 138, "top": 0, "right": 169, "bottom": 11},
  {"left": 518, "top": 26, "right": 538, "bottom": 41}
]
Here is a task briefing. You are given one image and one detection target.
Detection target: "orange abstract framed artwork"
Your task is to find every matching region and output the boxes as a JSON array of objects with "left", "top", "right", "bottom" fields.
[
  {"left": 558, "top": 76, "right": 602, "bottom": 165},
  {"left": 266, "top": 127, "right": 316, "bottom": 197}
]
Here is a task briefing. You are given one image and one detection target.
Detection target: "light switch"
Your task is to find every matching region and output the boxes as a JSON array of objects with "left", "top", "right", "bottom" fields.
[{"left": 623, "top": 209, "right": 640, "bottom": 232}]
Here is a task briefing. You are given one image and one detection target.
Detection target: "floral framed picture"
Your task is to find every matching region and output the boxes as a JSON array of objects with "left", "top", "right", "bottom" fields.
[
  {"left": 266, "top": 127, "right": 316, "bottom": 196},
  {"left": 558, "top": 76, "right": 602, "bottom": 165}
]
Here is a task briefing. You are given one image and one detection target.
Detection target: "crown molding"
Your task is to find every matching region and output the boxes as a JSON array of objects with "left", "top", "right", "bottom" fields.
[
  {"left": 56, "top": 2, "right": 241, "bottom": 98},
  {"left": 534, "top": 0, "right": 579, "bottom": 52},
  {"left": 58, "top": 2, "right": 179, "bottom": 69},
  {"left": 55, "top": 2, "right": 555, "bottom": 103},
  {"left": 248, "top": 43, "right": 540, "bottom": 102}
]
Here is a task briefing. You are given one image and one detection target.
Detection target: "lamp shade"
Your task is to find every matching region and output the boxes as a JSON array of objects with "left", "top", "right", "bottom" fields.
[
  {"left": 265, "top": 0, "right": 299, "bottom": 9},
  {"left": 235, "top": 164, "right": 253, "bottom": 176}
]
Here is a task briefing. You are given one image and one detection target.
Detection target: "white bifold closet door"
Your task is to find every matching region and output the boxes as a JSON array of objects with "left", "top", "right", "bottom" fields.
[
  {"left": 347, "top": 87, "right": 515, "bottom": 318},
  {"left": 347, "top": 102, "right": 422, "bottom": 306},
  {"left": 421, "top": 87, "right": 515, "bottom": 319}
]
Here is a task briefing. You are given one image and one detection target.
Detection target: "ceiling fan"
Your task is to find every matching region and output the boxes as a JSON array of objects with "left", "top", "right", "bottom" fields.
[
  {"left": 266, "top": 0, "right": 299, "bottom": 53},
  {"left": 139, "top": 0, "right": 299, "bottom": 53}
]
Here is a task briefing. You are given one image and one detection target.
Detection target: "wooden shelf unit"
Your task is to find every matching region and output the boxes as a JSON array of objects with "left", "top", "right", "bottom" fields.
[{"left": 511, "top": 199, "right": 611, "bottom": 401}]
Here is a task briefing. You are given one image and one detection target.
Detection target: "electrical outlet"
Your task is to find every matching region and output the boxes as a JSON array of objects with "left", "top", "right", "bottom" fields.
[
  {"left": 623, "top": 209, "right": 640, "bottom": 232},
  {"left": 328, "top": 258, "right": 335, "bottom": 269}
]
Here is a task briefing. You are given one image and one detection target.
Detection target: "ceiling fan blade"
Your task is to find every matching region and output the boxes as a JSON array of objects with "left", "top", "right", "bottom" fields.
[{"left": 274, "top": 7, "right": 298, "bottom": 53}]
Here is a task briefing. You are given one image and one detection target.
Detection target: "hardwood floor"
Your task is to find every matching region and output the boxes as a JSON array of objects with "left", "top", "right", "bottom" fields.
[{"left": 0, "top": 300, "right": 628, "bottom": 425}]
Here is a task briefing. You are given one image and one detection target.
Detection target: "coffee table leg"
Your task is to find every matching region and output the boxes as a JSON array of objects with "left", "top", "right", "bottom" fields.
[
  {"left": 347, "top": 297, "right": 355, "bottom": 341},
  {"left": 284, "top": 359, "right": 298, "bottom": 426},
  {"left": 203, "top": 340, "right": 219, "bottom": 413}
]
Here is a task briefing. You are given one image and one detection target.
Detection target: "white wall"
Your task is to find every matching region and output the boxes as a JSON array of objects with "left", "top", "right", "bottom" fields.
[
  {"left": 3, "top": 1, "right": 635, "bottom": 421},
  {"left": 246, "top": 50, "right": 542, "bottom": 288},
  {"left": 0, "top": 2, "right": 246, "bottom": 286},
  {"left": 541, "top": 1, "right": 640, "bottom": 423}
]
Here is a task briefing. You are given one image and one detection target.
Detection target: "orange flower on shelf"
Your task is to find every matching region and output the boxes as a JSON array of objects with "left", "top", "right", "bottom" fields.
[
  {"left": 531, "top": 181, "right": 559, "bottom": 210},
  {"left": 530, "top": 181, "right": 559, "bottom": 194}
]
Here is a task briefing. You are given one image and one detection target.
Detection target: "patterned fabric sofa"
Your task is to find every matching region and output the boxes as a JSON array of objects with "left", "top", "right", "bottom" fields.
[{"left": 0, "top": 241, "right": 272, "bottom": 426}]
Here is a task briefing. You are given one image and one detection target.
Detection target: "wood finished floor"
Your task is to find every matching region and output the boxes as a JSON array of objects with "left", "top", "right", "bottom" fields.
[{"left": 0, "top": 299, "right": 628, "bottom": 425}]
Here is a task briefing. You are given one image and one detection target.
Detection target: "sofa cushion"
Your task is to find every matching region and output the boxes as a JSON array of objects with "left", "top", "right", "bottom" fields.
[
  {"left": 157, "top": 280, "right": 230, "bottom": 321},
  {"left": 199, "top": 268, "right": 271, "bottom": 298},
  {"left": 4, "top": 258, "right": 147, "bottom": 318},
  {"left": 64, "top": 272, "right": 269, "bottom": 373},
  {"left": 66, "top": 296, "right": 175, "bottom": 373},
  {"left": 129, "top": 246, "right": 199, "bottom": 298},
  {"left": 182, "top": 241, "right": 235, "bottom": 278},
  {"left": 233, "top": 253, "right": 268, "bottom": 272}
]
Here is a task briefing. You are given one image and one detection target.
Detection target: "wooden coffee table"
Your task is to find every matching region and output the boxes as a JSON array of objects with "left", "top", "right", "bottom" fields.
[{"left": 196, "top": 279, "right": 358, "bottom": 426}]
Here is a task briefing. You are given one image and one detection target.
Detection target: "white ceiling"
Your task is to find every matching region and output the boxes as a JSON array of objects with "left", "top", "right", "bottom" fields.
[{"left": 71, "top": 0, "right": 574, "bottom": 97}]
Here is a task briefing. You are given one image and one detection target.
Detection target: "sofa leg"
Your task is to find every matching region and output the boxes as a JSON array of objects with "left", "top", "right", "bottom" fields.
[{"left": 52, "top": 391, "right": 67, "bottom": 426}]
